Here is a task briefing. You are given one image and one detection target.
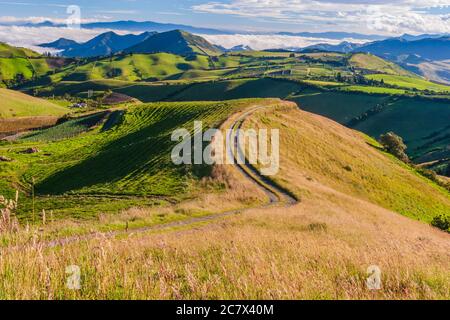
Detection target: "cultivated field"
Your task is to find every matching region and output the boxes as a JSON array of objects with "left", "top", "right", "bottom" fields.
[{"left": 0, "top": 102, "right": 448, "bottom": 299}]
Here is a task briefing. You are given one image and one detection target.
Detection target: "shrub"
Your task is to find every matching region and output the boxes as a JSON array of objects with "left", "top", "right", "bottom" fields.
[
  {"left": 379, "top": 132, "right": 409, "bottom": 163},
  {"left": 431, "top": 215, "right": 450, "bottom": 232}
]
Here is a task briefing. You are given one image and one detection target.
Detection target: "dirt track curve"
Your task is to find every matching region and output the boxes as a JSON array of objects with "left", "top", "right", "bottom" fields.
[{"left": 28, "top": 105, "right": 298, "bottom": 248}]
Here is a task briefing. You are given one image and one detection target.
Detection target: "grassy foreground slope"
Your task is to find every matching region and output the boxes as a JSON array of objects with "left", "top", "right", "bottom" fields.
[
  {"left": 1, "top": 103, "right": 448, "bottom": 299},
  {"left": 0, "top": 88, "right": 69, "bottom": 118}
]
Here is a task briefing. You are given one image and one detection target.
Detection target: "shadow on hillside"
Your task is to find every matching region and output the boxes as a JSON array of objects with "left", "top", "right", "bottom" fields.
[{"left": 36, "top": 107, "right": 211, "bottom": 196}]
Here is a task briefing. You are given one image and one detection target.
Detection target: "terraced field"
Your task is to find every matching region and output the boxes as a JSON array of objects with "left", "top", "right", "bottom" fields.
[{"left": 0, "top": 99, "right": 263, "bottom": 220}]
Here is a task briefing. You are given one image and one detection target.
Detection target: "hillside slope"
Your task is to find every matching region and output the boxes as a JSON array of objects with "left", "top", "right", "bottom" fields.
[
  {"left": 244, "top": 104, "right": 450, "bottom": 223},
  {"left": 0, "top": 42, "right": 40, "bottom": 58},
  {"left": 1, "top": 101, "right": 448, "bottom": 299},
  {"left": 0, "top": 99, "right": 273, "bottom": 218},
  {"left": 0, "top": 88, "right": 68, "bottom": 118},
  {"left": 349, "top": 53, "right": 413, "bottom": 76}
]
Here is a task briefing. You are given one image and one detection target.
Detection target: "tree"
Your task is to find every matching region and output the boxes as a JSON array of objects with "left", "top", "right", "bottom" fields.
[
  {"left": 379, "top": 132, "right": 409, "bottom": 163},
  {"left": 431, "top": 215, "right": 450, "bottom": 232}
]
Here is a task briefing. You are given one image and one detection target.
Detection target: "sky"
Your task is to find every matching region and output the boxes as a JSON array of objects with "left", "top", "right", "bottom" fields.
[{"left": 0, "top": 0, "right": 449, "bottom": 50}]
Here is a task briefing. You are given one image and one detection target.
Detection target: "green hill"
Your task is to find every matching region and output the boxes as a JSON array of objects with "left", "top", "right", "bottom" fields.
[
  {"left": 0, "top": 43, "right": 74, "bottom": 86},
  {"left": 1, "top": 100, "right": 449, "bottom": 300},
  {"left": 365, "top": 74, "right": 450, "bottom": 92},
  {"left": 349, "top": 53, "right": 413, "bottom": 76},
  {"left": 0, "top": 42, "right": 40, "bottom": 58},
  {"left": 58, "top": 53, "right": 214, "bottom": 82},
  {"left": 0, "top": 99, "right": 267, "bottom": 218},
  {"left": 125, "top": 30, "right": 222, "bottom": 56},
  {"left": 0, "top": 88, "right": 69, "bottom": 118}
]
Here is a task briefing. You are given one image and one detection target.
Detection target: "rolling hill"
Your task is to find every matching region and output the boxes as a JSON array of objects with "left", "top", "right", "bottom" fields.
[
  {"left": 349, "top": 53, "right": 413, "bottom": 76},
  {"left": 1, "top": 100, "right": 448, "bottom": 299},
  {"left": 0, "top": 43, "right": 73, "bottom": 86},
  {"left": 0, "top": 88, "right": 68, "bottom": 118},
  {"left": 125, "top": 30, "right": 222, "bottom": 56},
  {"left": 0, "top": 42, "right": 40, "bottom": 58}
]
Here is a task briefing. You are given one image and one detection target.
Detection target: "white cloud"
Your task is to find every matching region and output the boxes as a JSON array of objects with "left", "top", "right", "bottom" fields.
[
  {"left": 193, "top": 0, "right": 450, "bottom": 35},
  {"left": 0, "top": 15, "right": 102, "bottom": 25},
  {"left": 200, "top": 34, "right": 369, "bottom": 50},
  {"left": 0, "top": 25, "right": 138, "bottom": 51}
]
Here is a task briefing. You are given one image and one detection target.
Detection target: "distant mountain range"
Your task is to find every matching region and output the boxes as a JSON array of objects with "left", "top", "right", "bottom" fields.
[
  {"left": 355, "top": 36, "right": 450, "bottom": 84},
  {"left": 301, "top": 36, "right": 450, "bottom": 84},
  {"left": 39, "top": 38, "right": 79, "bottom": 50},
  {"left": 39, "top": 30, "right": 222, "bottom": 58},
  {"left": 36, "top": 24, "right": 450, "bottom": 84},
  {"left": 40, "top": 31, "right": 156, "bottom": 58},
  {"left": 356, "top": 37, "right": 450, "bottom": 61},
  {"left": 20, "top": 20, "right": 231, "bottom": 35},
  {"left": 216, "top": 44, "right": 253, "bottom": 52},
  {"left": 396, "top": 33, "right": 450, "bottom": 41},
  {"left": 277, "top": 32, "right": 384, "bottom": 41}
]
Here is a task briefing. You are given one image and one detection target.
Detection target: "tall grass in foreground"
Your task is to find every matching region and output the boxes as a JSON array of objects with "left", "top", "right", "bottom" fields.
[
  {"left": 0, "top": 102, "right": 448, "bottom": 300},
  {"left": 0, "top": 202, "right": 449, "bottom": 300}
]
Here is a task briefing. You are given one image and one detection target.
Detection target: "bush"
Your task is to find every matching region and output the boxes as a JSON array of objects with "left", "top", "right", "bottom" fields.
[
  {"left": 379, "top": 132, "right": 409, "bottom": 163},
  {"left": 431, "top": 215, "right": 450, "bottom": 232}
]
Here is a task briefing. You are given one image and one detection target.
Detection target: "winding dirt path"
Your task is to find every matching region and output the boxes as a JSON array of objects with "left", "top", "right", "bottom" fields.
[{"left": 22, "top": 105, "right": 298, "bottom": 248}]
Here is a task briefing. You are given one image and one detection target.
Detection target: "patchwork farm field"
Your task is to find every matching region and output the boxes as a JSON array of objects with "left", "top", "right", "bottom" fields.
[
  {"left": 0, "top": 99, "right": 267, "bottom": 221},
  {"left": 1, "top": 103, "right": 449, "bottom": 300}
]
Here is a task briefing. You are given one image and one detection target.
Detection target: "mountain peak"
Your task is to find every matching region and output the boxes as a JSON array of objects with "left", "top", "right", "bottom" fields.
[
  {"left": 125, "top": 30, "right": 222, "bottom": 56},
  {"left": 52, "top": 31, "right": 157, "bottom": 58}
]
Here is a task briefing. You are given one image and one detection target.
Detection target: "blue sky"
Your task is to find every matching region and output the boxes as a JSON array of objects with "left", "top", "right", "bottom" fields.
[
  {"left": 0, "top": 0, "right": 449, "bottom": 34},
  {"left": 0, "top": 0, "right": 449, "bottom": 51}
]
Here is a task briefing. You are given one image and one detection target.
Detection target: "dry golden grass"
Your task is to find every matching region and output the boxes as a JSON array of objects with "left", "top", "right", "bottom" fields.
[
  {"left": 244, "top": 105, "right": 450, "bottom": 222},
  {"left": 0, "top": 88, "right": 68, "bottom": 119},
  {"left": 0, "top": 116, "right": 59, "bottom": 136},
  {"left": 0, "top": 101, "right": 449, "bottom": 300},
  {"left": 0, "top": 198, "right": 448, "bottom": 299}
]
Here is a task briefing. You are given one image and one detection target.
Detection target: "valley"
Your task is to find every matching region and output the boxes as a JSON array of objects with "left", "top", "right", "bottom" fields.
[{"left": 0, "top": 26, "right": 449, "bottom": 301}]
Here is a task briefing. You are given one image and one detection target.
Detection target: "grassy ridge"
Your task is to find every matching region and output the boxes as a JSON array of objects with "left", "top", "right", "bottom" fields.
[
  {"left": 246, "top": 105, "right": 450, "bottom": 222},
  {"left": 365, "top": 74, "right": 450, "bottom": 92},
  {"left": 58, "top": 53, "right": 214, "bottom": 82},
  {"left": 1, "top": 103, "right": 449, "bottom": 300},
  {"left": 0, "top": 88, "right": 69, "bottom": 118},
  {"left": 0, "top": 42, "right": 40, "bottom": 58},
  {"left": 349, "top": 53, "right": 413, "bottom": 76}
]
